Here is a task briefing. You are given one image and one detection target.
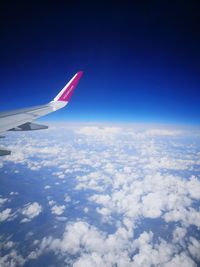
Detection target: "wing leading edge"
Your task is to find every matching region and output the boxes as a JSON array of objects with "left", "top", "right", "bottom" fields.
[{"left": 0, "top": 71, "right": 83, "bottom": 155}]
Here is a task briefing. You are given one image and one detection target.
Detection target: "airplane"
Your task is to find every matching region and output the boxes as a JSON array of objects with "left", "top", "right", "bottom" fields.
[{"left": 0, "top": 71, "right": 83, "bottom": 156}]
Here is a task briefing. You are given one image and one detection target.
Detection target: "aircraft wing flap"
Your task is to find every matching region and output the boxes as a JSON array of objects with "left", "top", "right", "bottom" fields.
[
  {"left": 9, "top": 122, "right": 48, "bottom": 131},
  {"left": 0, "top": 149, "right": 11, "bottom": 156}
]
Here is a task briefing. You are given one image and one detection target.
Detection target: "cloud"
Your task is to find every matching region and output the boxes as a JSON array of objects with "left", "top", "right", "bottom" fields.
[
  {"left": 0, "top": 197, "right": 8, "bottom": 206},
  {"left": 144, "top": 128, "right": 183, "bottom": 136},
  {"left": 64, "top": 195, "right": 71, "bottom": 203},
  {"left": 48, "top": 200, "right": 56, "bottom": 206},
  {"left": 0, "top": 249, "right": 25, "bottom": 267},
  {"left": 9, "top": 192, "right": 18, "bottom": 196},
  {"left": 73, "top": 252, "right": 105, "bottom": 267},
  {"left": 84, "top": 207, "right": 89, "bottom": 213},
  {"left": 1, "top": 124, "right": 199, "bottom": 266},
  {"left": 53, "top": 171, "right": 65, "bottom": 179},
  {"left": 186, "top": 175, "right": 200, "bottom": 200},
  {"left": 141, "top": 192, "right": 164, "bottom": 218},
  {"left": 29, "top": 220, "right": 197, "bottom": 267},
  {"left": 51, "top": 205, "right": 65, "bottom": 216},
  {"left": 0, "top": 208, "right": 12, "bottom": 222},
  {"left": 164, "top": 207, "right": 200, "bottom": 228},
  {"left": 163, "top": 252, "right": 196, "bottom": 267},
  {"left": 188, "top": 237, "right": 200, "bottom": 262},
  {"left": 44, "top": 185, "right": 51, "bottom": 189},
  {"left": 77, "top": 126, "right": 121, "bottom": 138},
  {"left": 90, "top": 194, "right": 111, "bottom": 206},
  {"left": 21, "top": 202, "right": 42, "bottom": 223},
  {"left": 172, "top": 226, "right": 187, "bottom": 244},
  {"left": 0, "top": 241, "right": 14, "bottom": 250}
]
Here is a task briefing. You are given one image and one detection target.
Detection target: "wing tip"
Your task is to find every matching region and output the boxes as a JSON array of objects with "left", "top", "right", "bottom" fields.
[
  {"left": 77, "top": 70, "right": 84, "bottom": 76},
  {"left": 54, "top": 71, "right": 83, "bottom": 102}
]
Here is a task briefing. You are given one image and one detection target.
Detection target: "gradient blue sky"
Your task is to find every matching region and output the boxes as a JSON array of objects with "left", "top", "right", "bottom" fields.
[{"left": 0, "top": 1, "right": 200, "bottom": 124}]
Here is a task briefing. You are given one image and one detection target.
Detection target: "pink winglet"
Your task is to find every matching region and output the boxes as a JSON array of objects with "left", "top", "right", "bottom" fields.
[{"left": 56, "top": 71, "right": 83, "bottom": 102}]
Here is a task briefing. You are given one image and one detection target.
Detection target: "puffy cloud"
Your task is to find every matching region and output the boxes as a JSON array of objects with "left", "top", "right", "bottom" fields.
[
  {"left": 53, "top": 171, "right": 65, "bottom": 179},
  {"left": 163, "top": 252, "right": 196, "bottom": 267},
  {"left": 142, "top": 192, "right": 164, "bottom": 218},
  {"left": 164, "top": 207, "right": 200, "bottom": 228},
  {"left": 186, "top": 176, "right": 200, "bottom": 200},
  {"left": 84, "top": 207, "right": 89, "bottom": 213},
  {"left": 0, "top": 197, "right": 8, "bottom": 206},
  {"left": 132, "top": 232, "right": 174, "bottom": 267},
  {"left": 44, "top": 185, "right": 51, "bottom": 189},
  {"left": 64, "top": 195, "right": 71, "bottom": 203},
  {"left": 48, "top": 200, "right": 56, "bottom": 206},
  {"left": 188, "top": 237, "right": 200, "bottom": 261},
  {"left": 172, "top": 226, "right": 187, "bottom": 244},
  {"left": 90, "top": 194, "right": 111, "bottom": 206},
  {"left": 1, "top": 124, "right": 200, "bottom": 266},
  {"left": 21, "top": 202, "right": 42, "bottom": 222},
  {"left": 96, "top": 207, "right": 111, "bottom": 218},
  {"left": 51, "top": 205, "right": 65, "bottom": 216},
  {"left": 30, "top": 221, "right": 132, "bottom": 265},
  {"left": 29, "top": 220, "right": 198, "bottom": 267},
  {"left": 73, "top": 252, "right": 105, "bottom": 267},
  {"left": 0, "top": 208, "right": 12, "bottom": 222},
  {"left": 0, "top": 249, "right": 25, "bottom": 267},
  {"left": 0, "top": 241, "right": 14, "bottom": 250}
]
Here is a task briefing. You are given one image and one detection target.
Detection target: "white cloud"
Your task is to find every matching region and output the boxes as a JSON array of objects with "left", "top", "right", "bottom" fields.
[
  {"left": 164, "top": 207, "right": 200, "bottom": 228},
  {"left": 172, "top": 226, "right": 187, "bottom": 244},
  {"left": 163, "top": 252, "right": 196, "bottom": 267},
  {"left": 73, "top": 252, "right": 105, "bottom": 267},
  {"left": 90, "top": 194, "right": 111, "bottom": 206},
  {"left": 187, "top": 175, "right": 200, "bottom": 200},
  {"left": 9, "top": 192, "right": 18, "bottom": 196},
  {"left": 84, "top": 207, "right": 89, "bottom": 213},
  {"left": 0, "top": 197, "right": 8, "bottom": 206},
  {"left": 29, "top": 220, "right": 197, "bottom": 267},
  {"left": 145, "top": 128, "right": 183, "bottom": 136},
  {"left": 21, "top": 202, "right": 42, "bottom": 222},
  {"left": 0, "top": 208, "right": 12, "bottom": 222},
  {"left": 48, "top": 200, "right": 56, "bottom": 206},
  {"left": 0, "top": 241, "right": 14, "bottom": 250},
  {"left": 53, "top": 171, "right": 65, "bottom": 179},
  {"left": 96, "top": 207, "right": 111, "bottom": 217},
  {"left": 0, "top": 249, "right": 25, "bottom": 267},
  {"left": 77, "top": 126, "right": 121, "bottom": 138},
  {"left": 1, "top": 125, "right": 200, "bottom": 266},
  {"left": 44, "top": 185, "right": 51, "bottom": 189},
  {"left": 142, "top": 192, "right": 164, "bottom": 218},
  {"left": 51, "top": 205, "right": 65, "bottom": 216},
  {"left": 64, "top": 195, "right": 71, "bottom": 203},
  {"left": 188, "top": 237, "right": 200, "bottom": 261}
]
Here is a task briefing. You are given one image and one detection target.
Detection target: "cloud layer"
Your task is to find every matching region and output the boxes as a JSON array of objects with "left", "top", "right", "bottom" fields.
[{"left": 0, "top": 124, "right": 199, "bottom": 266}]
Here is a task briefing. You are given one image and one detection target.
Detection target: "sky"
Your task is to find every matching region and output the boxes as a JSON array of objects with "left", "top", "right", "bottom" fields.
[{"left": 0, "top": 1, "right": 200, "bottom": 124}]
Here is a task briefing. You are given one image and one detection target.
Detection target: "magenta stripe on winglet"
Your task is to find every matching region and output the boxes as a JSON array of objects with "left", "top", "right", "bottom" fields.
[{"left": 58, "top": 71, "right": 83, "bottom": 102}]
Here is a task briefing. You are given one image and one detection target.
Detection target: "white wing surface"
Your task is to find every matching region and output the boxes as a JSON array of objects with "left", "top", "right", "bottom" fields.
[{"left": 0, "top": 71, "right": 83, "bottom": 155}]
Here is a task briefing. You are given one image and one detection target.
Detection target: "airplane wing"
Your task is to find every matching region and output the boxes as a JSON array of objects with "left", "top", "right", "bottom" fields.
[{"left": 0, "top": 71, "right": 83, "bottom": 155}]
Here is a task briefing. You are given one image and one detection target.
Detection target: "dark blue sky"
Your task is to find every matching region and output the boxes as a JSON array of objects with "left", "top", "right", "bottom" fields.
[{"left": 0, "top": 1, "right": 200, "bottom": 124}]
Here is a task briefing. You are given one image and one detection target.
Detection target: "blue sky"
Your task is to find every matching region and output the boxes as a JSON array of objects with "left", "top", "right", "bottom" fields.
[{"left": 0, "top": 1, "right": 200, "bottom": 124}]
